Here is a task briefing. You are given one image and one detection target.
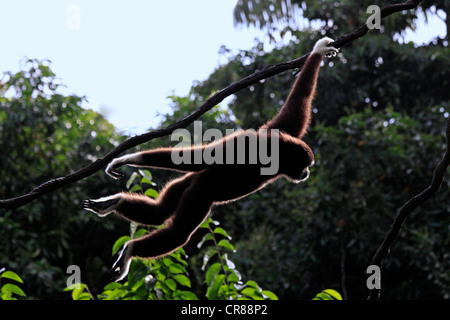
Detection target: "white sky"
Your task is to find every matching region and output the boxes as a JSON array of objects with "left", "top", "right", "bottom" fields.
[{"left": 0, "top": 1, "right": 446, "bottom": 135}]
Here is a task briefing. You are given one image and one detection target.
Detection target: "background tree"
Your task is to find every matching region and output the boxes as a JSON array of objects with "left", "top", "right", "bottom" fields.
[
  {"left": 233, "top": 0, "right": 449, "bottom": 40},
  {"left": 0, "top": 60, "right": 128, "bottom": 298},
  {"left": 0, "top": 0, "right": 448, "bottom": 299},
  {"left": 171, "top": 43, "right": 449, "bottom": 298},
  {"left": 160, "top": 0, "right": 449, "bottom": 298}
]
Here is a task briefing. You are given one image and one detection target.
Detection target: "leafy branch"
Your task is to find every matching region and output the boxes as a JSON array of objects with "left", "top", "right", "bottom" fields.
[
  {"left": 368, "top": 118, "right": 450, "bottom": 300},
  {"left": 64, "top": 171, "right": 277, "bottom": 300},
  {"left": 198, "top": 217, "right": 278, "bottom": 300},
  {"left": 0, "top": 0, "right": 424, "bottom": 209},
  {"left": 0, "top": 268, "right": 26, "bottom": 300}
]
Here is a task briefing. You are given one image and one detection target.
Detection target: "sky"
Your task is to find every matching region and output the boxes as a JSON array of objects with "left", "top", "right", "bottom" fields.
[{"left": 0, "top": 1, "right": 446, "bottom": 135}]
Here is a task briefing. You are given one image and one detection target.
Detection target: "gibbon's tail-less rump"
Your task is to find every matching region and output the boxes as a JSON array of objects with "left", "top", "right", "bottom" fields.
[{"left": 82, "top": 37, "right": 338, "bottom": 281}]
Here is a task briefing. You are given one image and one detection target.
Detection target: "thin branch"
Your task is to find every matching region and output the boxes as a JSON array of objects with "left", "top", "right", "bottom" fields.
[
  {"left": 368, "top": 118, "right": 450, "bottom": 300},
  {"left": 0, "top": 0, "right": 424, "bottom": 210}
]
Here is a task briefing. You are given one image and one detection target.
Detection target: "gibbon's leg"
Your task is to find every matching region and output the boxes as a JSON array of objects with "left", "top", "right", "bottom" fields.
[
  {"left": 82, "top": 172, "right": 197, "bottom": 226},
  {"left": 113, "top": 173, "right": 214, "bottom": 281}
]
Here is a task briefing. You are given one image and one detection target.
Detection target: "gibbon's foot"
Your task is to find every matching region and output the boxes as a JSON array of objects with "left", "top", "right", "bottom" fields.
[
  {"left": 112, "top": 241, "right": 134, "bottom": 282},
  {"left": 82, "top": 195, "right": 121, "bottom": 217},
  {"left": 312, "top": 37, "right": 339, "bottom": 57}
]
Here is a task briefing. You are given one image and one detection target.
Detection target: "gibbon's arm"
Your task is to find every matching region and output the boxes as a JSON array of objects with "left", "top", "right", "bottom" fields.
[
  {"left": 105, "top": 146, "right": 209, "bottom": 179},
  {"left": 264, "top": 37, "right": 338, "bottom": 138}
]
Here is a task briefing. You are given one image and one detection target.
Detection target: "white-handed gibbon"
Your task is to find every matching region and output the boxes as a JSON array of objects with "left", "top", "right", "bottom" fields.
[{"left": 82, "top": 37, "right": 338, "bottom": 281}]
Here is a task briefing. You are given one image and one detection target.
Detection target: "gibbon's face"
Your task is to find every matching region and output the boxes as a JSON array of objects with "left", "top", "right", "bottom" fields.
[
  {"left": 289, "top": 159, "right": 314, "bottom": 184},
  {"left": 284, "top": 141, "right": 315, "bottom": 183}
]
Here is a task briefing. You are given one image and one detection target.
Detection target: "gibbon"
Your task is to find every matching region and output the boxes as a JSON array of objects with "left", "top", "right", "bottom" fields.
[{"left": 82, "top": 37, "right": 338, "bottom": 281}]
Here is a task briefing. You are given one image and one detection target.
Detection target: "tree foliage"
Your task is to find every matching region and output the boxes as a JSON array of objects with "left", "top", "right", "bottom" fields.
[
  {"left": 0, "top": 1, "right": 449, "bottom": 300},
  {"left": 0, "top": 59, "right": 128, "bottom": 298},
  {"left": 0, "top": 268, "right": 26, "bottom": 300},
  {"left": 177, "top": 25, "right": 449, "bottom": 299},
  {"left": 233, "top": 0, "right": 449, "bottom": 41}
]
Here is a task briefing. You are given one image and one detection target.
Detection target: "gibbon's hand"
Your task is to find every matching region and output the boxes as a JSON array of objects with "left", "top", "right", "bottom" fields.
[
  {"left": 105, "top": 157, "right": 126, "bottom": 180},
  {"left": 312, "top": 37, "right": 339, "bottom": 57}
]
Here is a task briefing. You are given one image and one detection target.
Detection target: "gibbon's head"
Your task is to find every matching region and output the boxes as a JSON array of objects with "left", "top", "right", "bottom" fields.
[{"left": 283, "top": 140, "right": 315, "bottom": 184}]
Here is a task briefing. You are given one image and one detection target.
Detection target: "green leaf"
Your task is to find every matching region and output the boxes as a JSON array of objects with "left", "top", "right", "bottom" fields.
[
  {"left": 213, "top": 227, "right": 232, "bottom": 239},
  {"left": 206, "top": 274, "right": 225, "bottom": 300},
  {"left": 76, "top": 292, "right": 92, "bottom": 300},
  {"left": 227, "top": 271, "right": 240, "bottom": 283},
  {"left": 0, "top": 293, "right": 15, "bottom": 300},
  {"left": 312, "top": 292, "right": 332, "bottom": 300},
  {"left": 197, "top": 233, "right": 214, "bottom": 249},
  {"left": 65, "top": 283, "right": 87, "bottom": 292},
  {"left": 180, "top": 291, "right": 198, "bottom": 300},
  {"left": 205, "top": 263, "right": 221, "bottom": 286},
  {"left": 245, "top": 280, "right": 259, "bottom": 289},
  {"left": 1, "top": 284, "right": 26, "bottom": 297},
  {"left": 139, "top": 169, "right": 153, "bottom": 182},
  {"left": 112, "top": 236, "right": 130, "bottom": 256},
  {"left": 312, "top": 289, "right": 342, "bottom": 300},
  {"left": 102, "top": 288, "right": 126, "bottom": 300},
  {"left": 144, "top": 188, "right": 159, "bottom": 199},
  {"left": 199, "top": 218, "right": 210, "bottom": 228},
  {"left": 134, "top": 228, "right": 147, "bottom": 238},
  {"left": 219, "top": 284, "right": 230, "bottom": 297},
  {"left": 76, "top": 292, "right": 91, "bottom": 300},
  {"left": 170, "top": 248, "right": 189, "bottom": 266},
  {"left": 165, "top": 278, "right": 177, "bottom": 291},
  {"left": 200, "top": 217, "right": 220, "bottom": 228},
  {"left": 155, "top": 272, "right": 166, "bottom": 282},
  {"left": 0, "top": 271, "right": 24, "bottom": 283},
  {"left": 129, "top": 184, "right": 141, "bottom": 192},
  {"left": 71, "top": 287, "right": 88, "bottom": 300},
  {"left": 163, "top": 258, "right": 173, "bottom": 266},
  {"left": 126, "top": 172, "right": 140, "bottom": 189},
  {"left": 168, "top": 262, "right": 187, "bottom": 275},
  {"left": 173, "top": 274, "right": 191, "bottom": 288},
  {"left": 322, "top": 289, "right": 343, "bottom": 300},
  {"left": 103, "top": 282, "right": 122, "bottom": 291},
  {"left": 217, "top": 239, "right": 235, "bottom": 252},
  {"left": 129, "top": 222, "right": 139, "bottom": 237},
  {"left": 241, "top": 287, "right": 259, "bottom": 298},
  {"left": 261, "top": 290, "right": 278, "bottom": 300},
  {"left": 202, "top": 249, "right": 218, "bottom": 270}
]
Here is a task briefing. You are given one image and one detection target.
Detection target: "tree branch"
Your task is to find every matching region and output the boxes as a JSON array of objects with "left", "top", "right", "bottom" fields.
[
  {"left": 0, "top": 0, "right": 424, "bottom": 209},
  {"left": 368, "top": 118, "right": 450, "bottom": 300},
  {"left": 331, "top": 0, "right": 424, "bottom": 48}
]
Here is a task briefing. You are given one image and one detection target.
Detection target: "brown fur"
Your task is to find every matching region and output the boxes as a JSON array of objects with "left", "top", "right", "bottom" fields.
[{"left": 84, "top": 49, "right": 326, "bottom": 278}]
